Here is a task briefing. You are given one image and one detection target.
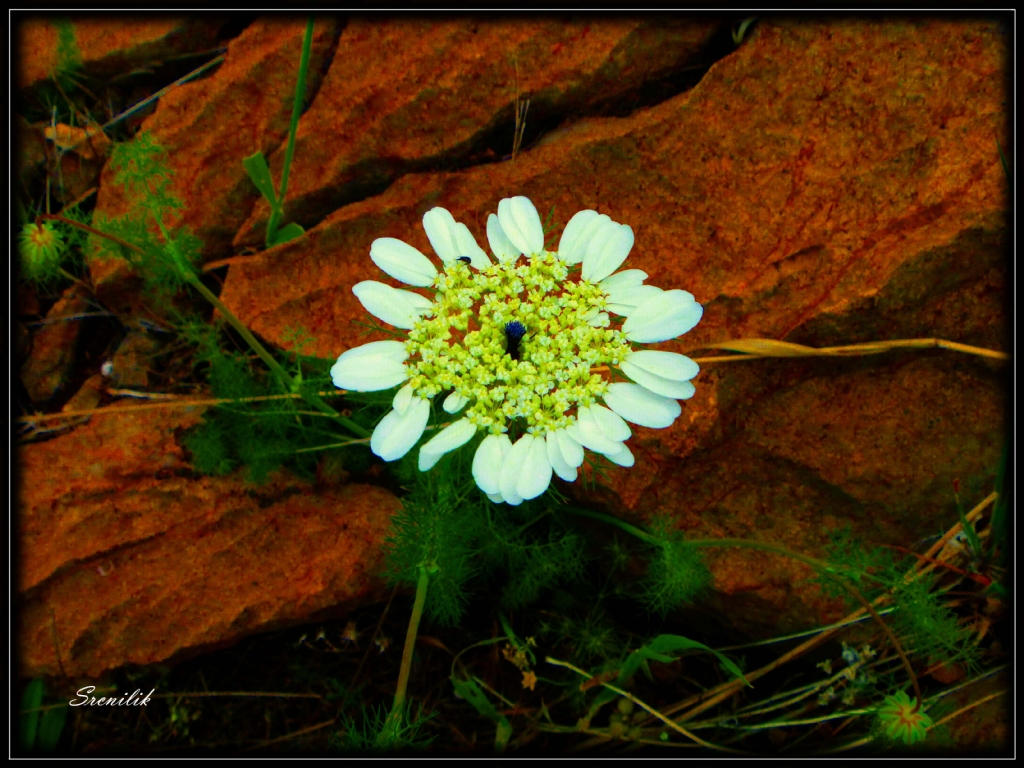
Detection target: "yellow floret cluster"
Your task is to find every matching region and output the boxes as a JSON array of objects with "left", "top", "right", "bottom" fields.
[{"left": 404, "top": 253, "right": 631, "bottom": 435}]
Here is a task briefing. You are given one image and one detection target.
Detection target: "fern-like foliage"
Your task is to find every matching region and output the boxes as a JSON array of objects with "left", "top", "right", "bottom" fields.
[
  {"left": 816, "top": 527, "right": 980, "bottom": 671},
  {"left": 637, "top": 515, "right": 711, "bottom": 616},
  {"left": 178, "top": 317, "right": 342, "bottom": 485},
  {"left": 90, "top": 130, "right": 201, "bottom": 296},
  {"left": 382, "top": 457, "right": 483, "bottom": 627}
]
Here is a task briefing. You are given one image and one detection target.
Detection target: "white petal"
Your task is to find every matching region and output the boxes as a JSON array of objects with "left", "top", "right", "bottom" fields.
[
  {"left": 589, "top": 403, "right": 632, "bottom": 442},
  {"left": 558, "top": 211, "right": 611, "bottom": 265},
  {"left": 518, "top": 434, "right": 553, "bottom": 500},
  {"left": 625, "top": 350, "right": 700, "bottom": 382},
  {"left": 487, "top": 213, "right": 520, "bottom": 263},
  {"left": 497, "top": 196, "right": 544, "bottom": 256},
  {"left": 422, "top": 207, "right": 461, "bottom": 264},
  {"left": 601, "top": 441, "right": 635, "bottom": 467},
  {"left": 603, "top": 383, "right": 682, "bottom": 429},
  {"left": 331, "top": 341, "right": 408, "bottom": 391},
  {"left": 443, "top": 391, "right": 469, "bottom": 413},
  {"left": 453, "top": 222, "right": 491, "bottom": 269},
  {"left": 622, "top": 289, "right": 703, "bottom": 343},
  {"left": 487, "top": 493, "right": 504, "bottom": 503},
  {"left": 605, "top": 284, "right": 663, "bottom": 316},
  {"left": 621, "top": 350, "right": 700, "bottom": 399},
  {"left": 599, "top": 269, "right": 647, "bottom": 293},
  {"left": 370, "top": 238, "right": 437, "bottom": 287},
  {"left": 620, "top": 362, "right": 697, "bottom": 400},
  {"left": 472, "top": 434, "right": 511, "bottom": 496},
  {"left": 582, "top": 223, "right": 634, "bottom": 283},
  {"left": 393, "top": 382, "right": 416, "bottom": 414},
  {"left": 557, "top": 209, "right": 601, "bottom": 265},
  {"left": 586, "top": 311, "right": 610, "bottom": 328},
  {"left": 556, "top": 427, "right": 585, "bottom": 469},
  {"left": 418, "top": 418, "right": 477, "bottom": 471},
  {"left": 545, "top": 431, "right": 577, "bottom": 482},
  {"left": 352, "top": 281, "right": 433, "bottom": 330},
  {"left": 500, "top": 435, "right": 534, "bottom": 505},
  {"left": 370, "top": 398, "right": 431, "bottom": 461},
  {"left": 575, "top": 407, "right": 628, "bottom": 455}
]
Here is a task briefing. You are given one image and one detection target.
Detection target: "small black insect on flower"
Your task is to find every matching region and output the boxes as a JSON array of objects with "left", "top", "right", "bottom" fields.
[
  {"left": 457, "top": 256, "right": 472, "bottom": 264},
  {"left": 504, "top": 320, "right": 527, "bottom": 361}
]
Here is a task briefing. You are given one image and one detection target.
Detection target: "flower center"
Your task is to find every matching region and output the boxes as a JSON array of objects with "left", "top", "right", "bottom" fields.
[{"left": 404, "top": 252, "right": 631, "bottom": 435}]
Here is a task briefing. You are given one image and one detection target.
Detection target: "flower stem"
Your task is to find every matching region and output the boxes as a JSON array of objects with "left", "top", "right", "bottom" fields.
[{"left": 377, "top": 567, "right": 430, "bottom": 747}]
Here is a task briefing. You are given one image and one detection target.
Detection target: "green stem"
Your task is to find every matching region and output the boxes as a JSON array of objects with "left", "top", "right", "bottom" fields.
[
  {"left": 563, "top": 506, "right": 658, "bottom": 544},
  {"left": 183, "top": 270, "right": 369, "bottom": 438},
  {"left": 377, "top": 567, "right": 430, "bottom": 747},
  {"left": 266, "top": 16, "right": 314, "bottom": 246}
]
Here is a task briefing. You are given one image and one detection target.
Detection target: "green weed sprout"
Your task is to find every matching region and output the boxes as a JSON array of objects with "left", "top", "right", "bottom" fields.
[
  {"left": 336, "top": 702, "right": 435, "bottom": 752},
  {"left": 242, "top": 16, "right": 312, "bottom": 248},
  {"left": 876, "top": 690, "right": 933, "bottom": 746}
]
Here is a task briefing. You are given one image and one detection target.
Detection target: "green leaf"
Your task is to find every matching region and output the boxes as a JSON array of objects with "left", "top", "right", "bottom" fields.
[
  {"left": 732, "top": 17, "right": 758, "bottom": 46},
  {"left": 953, "top": 488, "right": 983, "bottom": 562},
  {"left": 38, "top": 705, "right": 67, "bottom": 751},
  {"left": 619, "top": 634, "right": 751, "bottom": 688},
  {"left": 242, "top": 151, "right": 278, "bottom": 208},
  {"left": 20, "top": 679, "right": 44, "bottom": 751},
  {"left": 268, "top": 221, "right": 305, "bottom": 246},
  {"left": 451, "top": 676, "right": 511, "bottom": 751}
]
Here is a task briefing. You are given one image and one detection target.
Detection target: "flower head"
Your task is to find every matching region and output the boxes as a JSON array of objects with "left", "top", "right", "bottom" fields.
[
  {"left": 876, "top": 690, "right": 933, "bottom": 746},
  {"left": 332, "top": 196, "right": 703, "bottom": 504},
  {"left": 19, "top": 221, "right": 66, "bottom": 284}
]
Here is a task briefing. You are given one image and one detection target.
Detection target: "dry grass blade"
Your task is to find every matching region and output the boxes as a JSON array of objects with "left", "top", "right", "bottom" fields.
[
  {"left": 16, "top": 391, "right": 347, "bottom": 425},
  {"left": 699, "top": 337, "right": 1008, "bottom": 361}
]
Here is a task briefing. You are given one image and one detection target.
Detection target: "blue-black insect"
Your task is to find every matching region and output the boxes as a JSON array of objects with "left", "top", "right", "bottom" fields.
[
  {"left": 457, "top": 256, "right": 472, "bottom": 264},
  {"left": 504, "top": 320, "right": 527, "bottom": 361}
]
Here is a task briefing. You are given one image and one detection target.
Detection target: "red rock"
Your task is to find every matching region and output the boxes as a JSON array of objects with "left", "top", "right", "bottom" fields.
[
  {"left": 18, "top": 402, "right": 400, "bottom": 678},
  {"left": 16, "top": 15, "right": 227, "bottom": 90},
  {"left": 20, "top": 284, "right": 91, "bottom": 404}
]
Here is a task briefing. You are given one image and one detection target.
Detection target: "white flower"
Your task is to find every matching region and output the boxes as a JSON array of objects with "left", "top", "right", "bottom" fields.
[{"left": 332, "top": 197, "right": 703, "bottom": 503}]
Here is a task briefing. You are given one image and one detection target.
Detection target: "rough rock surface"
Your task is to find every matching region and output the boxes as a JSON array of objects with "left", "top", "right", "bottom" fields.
[
  {"left": 218, "top": 17, "right": 1008, "bottom": 635},
  {"left": 20, "top": 285, "right": 92, "bottom": 404},
  {"left": 18, "top": 403, "right": 400, "bottom": 678},
  {"left": 233, "top": 16, "right": 723, "bottom": 248}
]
